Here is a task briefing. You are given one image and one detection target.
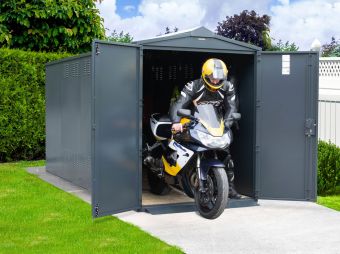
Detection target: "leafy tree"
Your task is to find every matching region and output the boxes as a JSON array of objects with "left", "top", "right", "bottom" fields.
[
  {"left": 268, "top": 39, "right": 299, "bottom": 52},
  {"left": 106, "top": 30, "right": 133, "bottom": 43},
  {"left": 157, "top": 26, "right": 179, "bottom": 36},
  {"left": 216, "top": 10, "right": 271, "bottom": 50},
  {"left": 165, "top": 27, "right": 179, "bottom": 34},
  {"left": 322, "top": 37, "right": 340, "bottom": 57},
  {"left": 0, "top": 0, "right": 105, "bottom": 53}
]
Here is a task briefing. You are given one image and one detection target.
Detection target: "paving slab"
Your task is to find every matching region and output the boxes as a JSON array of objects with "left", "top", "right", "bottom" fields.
[{"left": 28, "top": 167, "right": 340, "bottom": 254}]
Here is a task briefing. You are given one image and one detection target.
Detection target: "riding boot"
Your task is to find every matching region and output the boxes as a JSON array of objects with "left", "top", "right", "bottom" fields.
[
  {"left": 226, "top": 170, "right": 241, "bottom": 199},
  {"left": 224, "top": 153, "right": 241, "bottom": 199}
]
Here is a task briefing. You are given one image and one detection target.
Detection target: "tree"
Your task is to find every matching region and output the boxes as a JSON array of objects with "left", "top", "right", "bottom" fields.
[
  {"left": 157, "top": 26, "right": 179, "bottom": 36},
  {"left": 165, "top": 27, "right": 178, "bottom": 34},
  {"left": 322, "top": 37, "right": 340, "bottom": 57},
  {"left": 106, "top": 30, "right": 133, "bottom": 43},
  {"left": 0, "top": 0, "right": 105, "bottom": 53},
  {"left": 268, "top": 40, "right": 299, "bottom": 52},
  {"left": 216, "top": 10, "right": 271, "bottom": 50}
]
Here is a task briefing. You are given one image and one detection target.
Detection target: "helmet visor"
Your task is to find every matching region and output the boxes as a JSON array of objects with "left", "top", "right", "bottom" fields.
[
  {"left": 212, "top": 68, "right": 225, "bottom": 79},
  {"left": 206, "top": 75, "right": 224, "bottom": 88}
]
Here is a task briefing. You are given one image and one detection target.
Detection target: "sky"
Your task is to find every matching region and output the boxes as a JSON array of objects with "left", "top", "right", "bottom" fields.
[{"left": 96, "top": 0, "right": 340, "bottom": 50}]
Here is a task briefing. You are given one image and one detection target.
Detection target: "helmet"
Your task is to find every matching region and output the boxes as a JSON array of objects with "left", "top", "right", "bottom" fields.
[{"left": 202, "top": 58, "right": 228, "bottom": 91}]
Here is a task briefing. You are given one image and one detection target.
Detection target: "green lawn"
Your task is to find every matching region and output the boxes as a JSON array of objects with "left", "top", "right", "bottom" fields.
[
  {"left": 0, "top": 161, "right": 183, "bottom": 254},
  {"left": 317, "top": 186, "right": 340, "bottom": 212}
]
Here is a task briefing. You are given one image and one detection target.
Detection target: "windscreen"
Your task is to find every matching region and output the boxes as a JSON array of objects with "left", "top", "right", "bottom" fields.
[{"left": 194, "top": 104, "right": 223, "bottom": 131}]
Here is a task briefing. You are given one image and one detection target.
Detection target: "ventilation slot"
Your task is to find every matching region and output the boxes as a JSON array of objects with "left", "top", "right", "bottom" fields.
[
  {"left": 152, "top": 65, "right": 163, "bottom": 81},
  {"left": 71, "top": 62, "right": 79, "bottom": 78},
  {"left": 83, "top": 59, "right": 91, "bottom": 76},
  {"left": 184, "top": 64, "right": 194, "bottom": 80},
  {"left": 64, "top": 64, "right": 69, "bottom": 79},
  {"left": 168, "top": 65, "right": 177, "bottom": 80}
]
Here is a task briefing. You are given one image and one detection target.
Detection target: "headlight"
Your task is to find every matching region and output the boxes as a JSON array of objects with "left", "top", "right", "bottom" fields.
[{"left": 196, "top": 131, "right": 231, "bottom": 148}]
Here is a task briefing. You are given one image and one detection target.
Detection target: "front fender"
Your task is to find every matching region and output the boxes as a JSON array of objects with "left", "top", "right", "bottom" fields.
[{"left": 200, "top": 158, "right": 225, "bottom": 180}]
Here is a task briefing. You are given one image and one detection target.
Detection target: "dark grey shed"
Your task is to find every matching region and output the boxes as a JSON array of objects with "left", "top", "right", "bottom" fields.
[{"left": 45, "top": 27, "right": 319, "bottom": 218}]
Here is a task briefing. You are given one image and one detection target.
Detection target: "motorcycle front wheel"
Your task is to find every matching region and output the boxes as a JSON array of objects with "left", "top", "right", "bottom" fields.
[{"left": 194, "top": 167, "right": 229, "bottom": 219}]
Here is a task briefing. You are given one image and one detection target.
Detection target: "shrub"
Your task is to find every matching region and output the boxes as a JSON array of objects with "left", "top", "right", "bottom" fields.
[
  {"left": 0, "top": 48, "right": 70, "bottom": 161},
  {"left": 0, "top": 0, "right": 105, "bottom": 53},
  {"left": 318, "top": 140, "right": 340, "bottom": 195}
]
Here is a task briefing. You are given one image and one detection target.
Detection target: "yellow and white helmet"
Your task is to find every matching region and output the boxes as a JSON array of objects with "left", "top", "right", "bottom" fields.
[{"left": 202, "top": 58, "right": 228, "bottom": 91}]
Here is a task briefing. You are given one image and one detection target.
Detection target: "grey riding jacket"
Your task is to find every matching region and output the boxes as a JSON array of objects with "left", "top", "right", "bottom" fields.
[{"left": 169, "top": 78, "right": 237, "bottom": 123}]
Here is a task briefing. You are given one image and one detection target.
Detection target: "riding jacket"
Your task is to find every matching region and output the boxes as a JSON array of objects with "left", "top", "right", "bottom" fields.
[{"left": 169, "top": 78, "right": 237, "bottom": 123}]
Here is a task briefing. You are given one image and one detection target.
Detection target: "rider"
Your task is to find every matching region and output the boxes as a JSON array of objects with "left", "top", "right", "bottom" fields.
[{"left": 169, "top": 58, "right": 241, "bottom": 199}]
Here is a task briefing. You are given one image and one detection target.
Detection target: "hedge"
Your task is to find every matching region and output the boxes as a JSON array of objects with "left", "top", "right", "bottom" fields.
[
  {"left": 318, "top": 140, "right": 340, "bottom": 195},
  {"left": 0, "top": 48, "right": 70, "bottom": 162}
]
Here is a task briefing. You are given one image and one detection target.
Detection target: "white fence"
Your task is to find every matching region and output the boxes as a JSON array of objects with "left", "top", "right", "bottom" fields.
[{"left": 318, "top": 57, "right": 340, "bottom": 147}]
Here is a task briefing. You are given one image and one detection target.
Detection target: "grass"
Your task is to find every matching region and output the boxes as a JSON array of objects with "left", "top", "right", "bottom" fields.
[
  {"left": 317, "top": 186, "right": 340, "bottom": 212},
  {"left": 0, "top": 161, "right": 183, "bottom": 254}
]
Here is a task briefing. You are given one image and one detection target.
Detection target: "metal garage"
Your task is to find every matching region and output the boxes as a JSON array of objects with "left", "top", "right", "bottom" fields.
[{"left": 46, "top": 27, "right": 319, "bottom": 218}]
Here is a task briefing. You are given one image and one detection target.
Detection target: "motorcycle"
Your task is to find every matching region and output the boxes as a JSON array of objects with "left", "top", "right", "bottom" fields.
[{"left": 143, "top": 104, "right": 240, "bottom": 219}]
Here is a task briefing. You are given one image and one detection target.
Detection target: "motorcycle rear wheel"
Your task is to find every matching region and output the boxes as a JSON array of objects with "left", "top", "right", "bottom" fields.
[
  {"left": 194, "top": 167, "right": 229, "bottom": 219},
  {"left": 181, "top": 170, "right": 196, "bottom": 198},
  {"left": 147, "top": 169, "right": 171, "bottom": 195}
]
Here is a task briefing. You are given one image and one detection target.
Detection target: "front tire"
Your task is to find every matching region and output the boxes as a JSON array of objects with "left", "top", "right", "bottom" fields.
[{"left": 194, "top": 167, "right": 229, "bottom": 219}]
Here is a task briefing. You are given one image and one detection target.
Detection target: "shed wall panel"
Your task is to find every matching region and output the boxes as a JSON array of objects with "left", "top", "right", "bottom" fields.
[{"left": 46, "top": 56, "right": 92, "bottom": 190}]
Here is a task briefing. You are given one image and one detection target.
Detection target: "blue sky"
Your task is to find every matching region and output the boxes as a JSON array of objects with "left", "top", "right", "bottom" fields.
[
  {"left": 98, "top": 0, "right": 340, "bottom": 50},
  {"left": 116, "top": 0, "right": 140, "bottom": 18}
]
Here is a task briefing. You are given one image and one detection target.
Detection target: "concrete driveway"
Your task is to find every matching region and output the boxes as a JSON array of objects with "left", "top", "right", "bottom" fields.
[
  {"left": 29, "top": 167, "right": 340, "bottom": 254},
  {"left": 116, "top": 200, "right": 340, "bottom": 254}
]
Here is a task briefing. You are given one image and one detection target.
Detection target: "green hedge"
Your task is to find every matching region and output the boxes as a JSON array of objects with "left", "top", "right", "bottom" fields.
[
  {"left": 318, "top": 140, "right": 340, "bottom": 195},
  {"left": 0, "top": 48, "right": 70, "bottom": 162}
]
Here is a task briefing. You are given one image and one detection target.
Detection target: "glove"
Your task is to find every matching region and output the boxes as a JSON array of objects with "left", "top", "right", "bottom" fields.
[
  {"left": 171, "top": 123, "right": 183, "bottom": 132},
  {"left": 224, "top": 119, "right": 233, "bottom": 128}
]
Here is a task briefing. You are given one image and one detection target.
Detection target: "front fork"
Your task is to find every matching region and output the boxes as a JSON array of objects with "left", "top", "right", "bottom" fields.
[
  {"left": 195, "top": 151, "right": 234, "bottom": 192},
  {"left": 196, "top": 153, "right": 205, "bottom": 192},
  {"left": 196, "top": 151, "right": 227, "bottom": 192}
]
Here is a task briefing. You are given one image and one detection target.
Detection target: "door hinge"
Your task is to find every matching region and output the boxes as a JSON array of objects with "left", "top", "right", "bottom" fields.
[
  {"left": 257, "top": 52, "right": 261, "bottom": 62},
  {"left": 305, "top": 118, "right": 316, "bottom": 137},
  {"left": 95, "top": 44, "right": 100, "bottom": 55},
  {"left": 95, "top": 204, "right": 99, "bottom": 217}
]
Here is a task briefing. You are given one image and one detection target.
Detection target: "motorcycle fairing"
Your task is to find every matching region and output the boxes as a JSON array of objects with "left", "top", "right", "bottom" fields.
[
  {"left": 200, "top": 119, "right": 224, "bottom": 137},
  {"left": 150, "top": 113, "right": 172, "bottom": 140},
  {"left": 162, "top": 140, "right": 194, "bottom": 176}
]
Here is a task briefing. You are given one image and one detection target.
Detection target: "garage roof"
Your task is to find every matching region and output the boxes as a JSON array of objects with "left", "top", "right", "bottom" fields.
[{"left": 134, "top": 26, "right": 261, "bottom": 52}]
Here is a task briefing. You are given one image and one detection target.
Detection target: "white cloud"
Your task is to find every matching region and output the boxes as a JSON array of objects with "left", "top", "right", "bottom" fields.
[
  {"left": 96, "top": 0, "right": 340, "bottom": 50},
  {"left": 97, "top": 0, "right": 204, "bottom": 39},
  {"left": 270, "top": 0, "right": 340, "bottom": 50},
  {"left": 123, "top": 5, "right": 135, "bottom": 12}
]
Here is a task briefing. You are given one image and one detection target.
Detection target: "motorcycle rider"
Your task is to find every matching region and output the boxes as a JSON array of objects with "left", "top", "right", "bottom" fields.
[{"left": 169, "top": 58, "right": 241, "bottom": 199}]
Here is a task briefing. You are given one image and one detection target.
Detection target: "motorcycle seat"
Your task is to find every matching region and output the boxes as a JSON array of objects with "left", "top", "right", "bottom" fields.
[
  {"left": 152, "top": 113, "right": 171, "bottom": 123},
  {"left": 159, "top": 115, "right": 171, "bottom": 122}
]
